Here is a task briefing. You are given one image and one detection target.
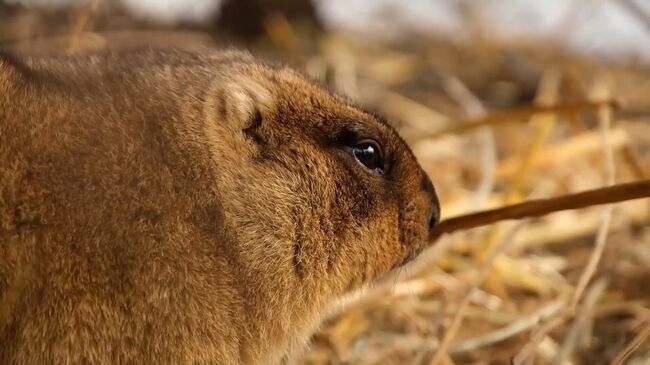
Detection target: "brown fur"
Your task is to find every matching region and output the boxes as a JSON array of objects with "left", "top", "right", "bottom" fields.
[{"left": 0, "top": 49, "right": 439, "bottom": 364}]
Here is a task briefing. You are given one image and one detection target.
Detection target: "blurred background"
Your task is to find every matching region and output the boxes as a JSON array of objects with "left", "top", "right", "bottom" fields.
[{"left": 1, "top": 1, "right": 649, "bottom": 364}]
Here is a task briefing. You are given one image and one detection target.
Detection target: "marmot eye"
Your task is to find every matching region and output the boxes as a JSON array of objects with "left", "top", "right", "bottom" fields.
[{"left": 352, "top": 140, "right": 384, "bottom": 175}]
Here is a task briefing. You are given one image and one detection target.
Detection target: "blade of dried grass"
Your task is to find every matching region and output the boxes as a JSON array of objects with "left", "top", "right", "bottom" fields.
[
  {"left": 320, "top": 34, "right": 361, "bottom": 99},
  {"left": 448, "top": 299, "right": 565, "bottom": 354},
  {"left": 438, "top": 72, "right": 495, "bottom": 210},
  {"left": 511, "top": 312, "right": 570, "bottom": 365},
  {"left": 514, "top": 85, "right": 618, "bottom": 365},
  {"left": 372, "top": 85, "right": 451, "bottom": 132},
  {"left": 553, "top": 279, "right": 608, "bottom": 365},
  {"left": 609, "top": 323, "right": 650, "bottom": 365},
  {"left": 262, "top": 12, "right": 300, "bottom": 52},
  {"left": 569, "top": 83, "right": 615, "bottom": 310},
  {"left": 429, "top": 180, "right": 650, "bottom": 241},
  {"left": 438, "top": 70, "right": 513, "bottom": 298},
  {"left": 67, "top": 0, "right": 100, "bottom": 54},
  {"left": 429, "top": 223, "right": 525, "bottom": 365},
  {"left": 621, "top": 145, "right": 648, "bottom": 179},
  {"left": 511, "top": 200, "right": 648, "bottom": 249},
  {"left": 483, "top": 70, "right": 561, "bottom": 297},
  {"left": 425, "top": 101, "right": 615, "bottom": 139},
  {"left": 507, "top": 70, "right": 561, "bottom": 200},
  {"left": 496, "top": 127, "right": 629, "bottom": 180}
]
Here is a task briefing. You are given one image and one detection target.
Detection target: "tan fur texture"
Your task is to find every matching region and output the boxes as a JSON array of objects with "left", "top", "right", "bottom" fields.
[{"left": 0, "top": 49, "right": 439, "bottom": 364}]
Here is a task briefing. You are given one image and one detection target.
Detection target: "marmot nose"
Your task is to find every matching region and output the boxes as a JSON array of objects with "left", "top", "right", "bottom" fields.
[
  {"left": 421, "top": 173, "right": 440, "bottom": 230},
  {"left": 428, "top": 204, "right": 440, "bottom": 230}
]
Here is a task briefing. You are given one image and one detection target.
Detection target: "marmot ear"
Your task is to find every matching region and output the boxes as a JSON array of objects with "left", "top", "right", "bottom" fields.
[
  {"left": 205, "top": 75, "right": 273, "bottom": 138},
  {"left": 242, "top": 107, "right": 265, "bottom": 147},
  {"left": 229, "top": 76, "right": 273, "bottom": 145}
]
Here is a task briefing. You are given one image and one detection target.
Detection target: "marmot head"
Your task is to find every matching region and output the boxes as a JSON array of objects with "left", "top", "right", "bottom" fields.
[{"left": 204, "top": 59, "right": 440, "bottom": 296}]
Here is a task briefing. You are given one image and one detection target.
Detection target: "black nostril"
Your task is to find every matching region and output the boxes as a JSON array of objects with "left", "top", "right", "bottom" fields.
[
  {"left": 421, "top": 173, "right": 435, "bottom": 195},
  {"left": 421, "top": 173, "right": 440, "bottom": 230},
  {"left": 428, "top": 206, "right": 440, "bottom": 230}
]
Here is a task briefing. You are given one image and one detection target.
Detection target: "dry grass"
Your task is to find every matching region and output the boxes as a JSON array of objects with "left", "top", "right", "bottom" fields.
[{"left": 1, "top": 4, "right": 649, "bottom": 364}]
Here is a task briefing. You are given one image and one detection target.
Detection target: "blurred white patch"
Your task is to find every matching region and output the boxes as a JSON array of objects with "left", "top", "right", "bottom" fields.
[
  {"left": 118, "top": 0, "right": 222, "bottom": 24},
  {"left": 4, "top": 0, "right": 222, "bottom": 22},
  {"left": 4, "top": 0, "right": 650, "bottom": 61},
  {"left": 5, "top": 0, "right": 87, "bottom": 9},
  {"left": 315, "top": 0, "right": 650, "bottom": 62},
  {"left": 315, "top": 0, "right": 464, "bottom": 37}
]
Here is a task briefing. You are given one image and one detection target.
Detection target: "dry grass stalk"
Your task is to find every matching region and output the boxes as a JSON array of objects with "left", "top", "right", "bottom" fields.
[
  {"left": 425, "top": 101, "right": 616, "bottom": 139},
  {"left": 495, "top": 127, "right": 630, "bottom": 179},
  {"left": 514, "top": 84, "right": 621, "bottom": 365},
  {"left": 438, "top": 70, "right": 512, "bottom": 300},
  {"left": 438, "top": 72, "right": 495, "bottom": 211},
  {"left": 609, "top": 323, "right": 650, "bottom": 365},
  {"left": 512, "top": 312, "right": 570, "bottom": 365},
  {"left": 569, "top": 85, "right": 616, "bottom": 310},
  {"left": 553, "top": 279, "right": 608, "bottom": 365},
  {"left": 449, "top": 299, "right": 565, "bottom": 354},
  {"left": 505, "top": 70, "right": 561, "bottom": 203},
  {"left": 429, "top": 224, "right": 525, "bottom": 364},
  {"left": 66, "top": 0, "right": 100, "bottom": 54},
  {"left": 370, "top": 84, "right": 451, "bottom": 132},
  {"left": 263, "top": 12, "right": 300, "bottom": 52},
  {"left": 621, "top": 145, "right": 648, "bottom": 179},
  {"left": 429, "top": 179, "right": 650, "bottom": 242},
  {"left": 481, "top": 70, "right": 560, "bottom": 297}
]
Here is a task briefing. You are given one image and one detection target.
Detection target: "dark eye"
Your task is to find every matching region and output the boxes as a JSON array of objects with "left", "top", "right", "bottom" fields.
[{"left": 352, "top": 140, "right": 385, "bottom": 175}]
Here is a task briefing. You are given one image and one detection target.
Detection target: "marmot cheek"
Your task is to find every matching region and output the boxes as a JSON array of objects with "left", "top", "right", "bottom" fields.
[{"left": 396, "top": 193, "right": 437, "bottom": 267}]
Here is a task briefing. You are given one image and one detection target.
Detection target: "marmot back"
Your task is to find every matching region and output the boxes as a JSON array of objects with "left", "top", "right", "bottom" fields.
[{"left": 0, "top": 49, "right": 439, "bottom": 364}]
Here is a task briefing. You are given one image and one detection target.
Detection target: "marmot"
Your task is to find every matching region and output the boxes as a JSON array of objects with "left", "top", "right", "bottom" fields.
[{"left": 0, "top": 49, "right": 439, "bottom": 364}]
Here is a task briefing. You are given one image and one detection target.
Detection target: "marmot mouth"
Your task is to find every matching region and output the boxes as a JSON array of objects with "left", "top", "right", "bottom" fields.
[
  {"left": 399, "top": 251, "right": 418, "bottom": 267},
  {"left": 392, "top": 239, "right": 428, "bottom": 270}
]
